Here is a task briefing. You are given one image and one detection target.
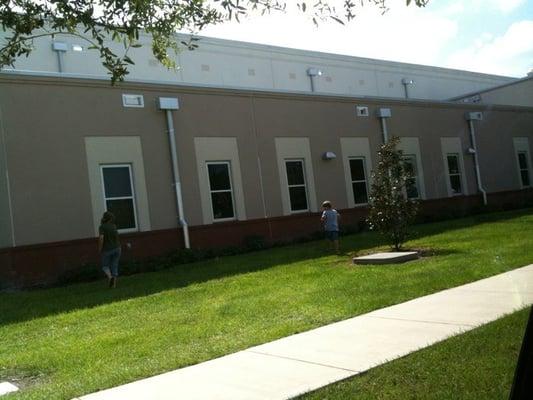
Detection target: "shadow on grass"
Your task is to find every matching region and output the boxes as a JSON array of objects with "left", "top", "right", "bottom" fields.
[
  {"left": 0, "top": 207, "right": 530, "bottom": 327},
  {"left": 0, "top": 236, "right": 385, "bottom": 326}
]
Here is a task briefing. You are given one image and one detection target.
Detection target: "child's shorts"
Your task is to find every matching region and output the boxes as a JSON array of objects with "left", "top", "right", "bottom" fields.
[{"left": 325, "top": 231, "right": 339, "bottom": 241}]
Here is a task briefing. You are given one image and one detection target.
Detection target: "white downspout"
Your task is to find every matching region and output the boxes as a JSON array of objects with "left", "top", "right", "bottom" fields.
[
  {"left": 377, "top": 108, "right": 392, "bottom": 143},
  {"left": 307, "top": 68, "right": 322, "bottom": 93},
  {"left": 0, "top": 105, "right": 16, "bottom": 246},
  {"left": 466, "top": 113, "right": 488, "bottom": 205},
  {"left": 160, "top": 98, "right": 190, "bottom": 249},
  {"left": 380, "top": 117, "right": 389, "bottom": 143}
]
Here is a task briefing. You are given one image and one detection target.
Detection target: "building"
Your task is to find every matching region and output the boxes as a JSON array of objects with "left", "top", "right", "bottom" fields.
[
  {"left": 452, "top": 75, "right": 533, "bottom": 108},
  {"left": 0, "top": 35, "right": 532, "bottom": 289}
]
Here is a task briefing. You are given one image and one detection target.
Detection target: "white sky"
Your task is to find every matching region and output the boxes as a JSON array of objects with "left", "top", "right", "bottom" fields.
[{"left": 200, "top": 0, "right": 533, "bottom": 78}]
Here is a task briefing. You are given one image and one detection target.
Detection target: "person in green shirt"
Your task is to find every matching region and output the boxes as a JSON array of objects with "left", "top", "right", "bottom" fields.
[{"left": 98, "top": 211, "right": 121, "bottom": 288}]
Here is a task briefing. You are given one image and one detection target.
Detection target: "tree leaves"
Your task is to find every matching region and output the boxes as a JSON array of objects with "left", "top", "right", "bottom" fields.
[
  {"left": 0, "top": 0, "right": 430, "bottom": 84},
  {"left": 367, "top": 136, "right": 418, "bottom": 250}
]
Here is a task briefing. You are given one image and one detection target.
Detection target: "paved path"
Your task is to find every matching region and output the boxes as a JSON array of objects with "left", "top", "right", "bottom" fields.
[{"left": 75, "top": 265, "right": 533, "bottom": 400}]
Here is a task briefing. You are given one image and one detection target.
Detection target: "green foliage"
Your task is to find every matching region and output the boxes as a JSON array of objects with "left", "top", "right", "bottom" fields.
[
  {"left": 299, "top": 308, "right": 529, "bottom": 400},
  {"left": 0, "top": 0, "right": 429, "bottom": 84},
  {"left": 0, "top": 209, "right": 531, "bottom": 399},
  {"left": 367, "top": 136, "right": 418, "bottom": 250}
]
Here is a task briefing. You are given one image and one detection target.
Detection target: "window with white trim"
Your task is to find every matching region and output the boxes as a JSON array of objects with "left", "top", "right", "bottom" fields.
[
  {"left": 100, "top": 164, "right": 138, "bottom": 231},
  {"left": 446, "top": 153, "right": 463, "bottom": 195},
  {"left": 517, "top": 151, "right": 531, "bottom": 187},
  {"left": 349, "top": 157, "right": 369, "bottom": 204},
  {"left": 285, "top": 159, "right": 309, "bottom": 212},
  {"left": 402, "top": 155, "right": 420, "bottom": 199},
  {"left": 207, "top": 161, "right": 235, "bottom": 221}
]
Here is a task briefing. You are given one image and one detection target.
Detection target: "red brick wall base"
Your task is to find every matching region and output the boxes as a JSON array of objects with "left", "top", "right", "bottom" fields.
[{"left": 1, "top": 189, "right": 532, "bottom": 289}]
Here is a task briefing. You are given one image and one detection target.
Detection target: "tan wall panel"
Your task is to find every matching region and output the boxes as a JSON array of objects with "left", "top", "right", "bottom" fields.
[
  {"left": 513, "top": 137, "right": 532, "bottom": 189},
  {"left": 194, "top": 137, "right": 246, "bottom": 224},
  {"left": 0, "top": 104, "right": 14, "bottom": 247},
  {"left": 275, "top": 137, "right": 318, "bottom": 214},
  {"left": 1, "top": 76, "right": 533, "bottom": 246},
  {"left": 0, "top": 81, "right": 178, "bottom": 245},
  {"left": 85, "top": 136, "right": 151, "bottom": 234},
  {"left": 474, "top": 111, "right": 533, "bottom": 193},
  {"left": 340, "top": 137, "right": 373, "bottom": 208},
  {"left": 441, "top": 137, "right": 469, "bottom": 197}
]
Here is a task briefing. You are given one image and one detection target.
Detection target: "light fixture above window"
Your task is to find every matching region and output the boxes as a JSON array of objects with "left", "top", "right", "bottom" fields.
[{"left": 322, "top": 151, "right": 337, "bottom": 160}]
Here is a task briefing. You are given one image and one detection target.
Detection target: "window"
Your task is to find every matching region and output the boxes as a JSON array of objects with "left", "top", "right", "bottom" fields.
[
  {"left": 402, "top": 155, "right": 420, "bottom": 199},
  {"left": 100, "top": 165, "right": 137, "bottom": 231},
  {"left": 517, "top": 151, "right": 531, "bottom": 187},
  {"left": 446, "top": 154, "right": 463, "bottom": 195},
  {"left": 207, "top": 162, "right": 235, "bottom": 221},
  {"left": 349, "top": 158, "right": 369, "bottom": 204},
  {"left": 285, "top": 160, "right": 309, "bottom": 212}
]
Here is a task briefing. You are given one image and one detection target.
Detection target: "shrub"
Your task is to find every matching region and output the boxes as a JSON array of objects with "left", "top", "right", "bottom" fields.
[{"left": 367, "top": 136, "right": 418, "bottom": 250}]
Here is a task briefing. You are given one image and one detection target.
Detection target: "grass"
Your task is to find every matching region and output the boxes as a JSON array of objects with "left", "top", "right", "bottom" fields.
[
  {"left": 0, "top": 208, "right": 532, "bottom": 399},
  {"left": 298, "top": 307, "right": 530, "bottom": 400}
]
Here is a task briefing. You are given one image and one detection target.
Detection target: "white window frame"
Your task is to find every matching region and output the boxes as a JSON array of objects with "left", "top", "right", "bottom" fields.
[
  {"left": 348, "top": 157, "right": 369, "bottom": 205},
  {"left": 402, "top": 154, "right": 421, "bottom": 199},
  {"left": 100, "top": 164, "right": 138, "bottom": 233},
  {"left": 446, "top": 153, "right": 463, "bottom": 195},
  {"left": 285, "top": 159, "right": 309, "bottom": 213},
  {"left": 206, "top": 161, "right": 236, "bottom": 222},
  {"left": 517, "top": 150, "right": 531, "bottom": 188}
]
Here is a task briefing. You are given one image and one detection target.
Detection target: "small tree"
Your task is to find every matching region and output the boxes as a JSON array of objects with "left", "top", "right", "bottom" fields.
[{"left": 367, "top": 136, "right": 418, "bottom": 250}]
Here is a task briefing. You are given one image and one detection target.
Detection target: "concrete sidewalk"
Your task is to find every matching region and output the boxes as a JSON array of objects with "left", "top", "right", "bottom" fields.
[{"left": 75, "top": 265, "right": 533, "bottom": 400}]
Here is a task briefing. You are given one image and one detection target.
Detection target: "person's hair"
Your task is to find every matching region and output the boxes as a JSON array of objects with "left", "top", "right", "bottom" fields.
[
  {"left": 101, "top": 211, "right": 115, "bottom": 224},
  {"left": 322, "top": 200, "right": 332, "bottom": 209}
]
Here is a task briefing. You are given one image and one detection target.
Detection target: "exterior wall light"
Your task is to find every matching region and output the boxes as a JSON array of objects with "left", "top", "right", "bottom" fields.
[
  {"left": 401, "top": 78, "right": 414, "bottom": 99},
  {"left": 322, "top": 151, "right": 337, "bottom": 160},
  {"left": 307, "top": 67, "right": 323, "bottom": 92},
  {"left": 51, "top": 41, "right": 68, "bottom": 73}
]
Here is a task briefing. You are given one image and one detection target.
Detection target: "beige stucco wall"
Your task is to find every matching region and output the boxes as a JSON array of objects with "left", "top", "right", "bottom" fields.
[
  {"left": 0, "top": 103, "right": 13, "bottom": 248},
  {"left": 85, "top": 136, "right": 152, "bottom": 234},
  {"left": 194, "top": 137, "right": 247, "bottom": 224},
  {"left": 513, "top": 137, "right": 533, "bottom": 188},
  {"left": 441, "top": 137, "right": 468, "bottom": 197},
  {"left": 274, "top": 137, "right": 318, "bottom": 215},
  {"left": 340, "top": 137, "right": 373, "bottom": 208},
  {"left": 1, "top": 75, "right": 532, "bottom": 246}
]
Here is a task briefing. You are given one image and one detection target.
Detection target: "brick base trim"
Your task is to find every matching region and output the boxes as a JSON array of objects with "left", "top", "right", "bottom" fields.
[{"left": 1, "top": 189, "right": 532, "bottom": 289}]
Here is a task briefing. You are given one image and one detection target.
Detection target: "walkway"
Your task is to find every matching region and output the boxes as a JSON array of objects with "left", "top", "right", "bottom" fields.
[{"left": 75, "top": 264, "right": 533, "bottom": 400}]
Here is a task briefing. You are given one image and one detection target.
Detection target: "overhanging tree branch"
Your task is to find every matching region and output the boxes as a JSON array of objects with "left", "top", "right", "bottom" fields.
[{"left": 0, "top": 0, "right": 430, "bottom": 84}]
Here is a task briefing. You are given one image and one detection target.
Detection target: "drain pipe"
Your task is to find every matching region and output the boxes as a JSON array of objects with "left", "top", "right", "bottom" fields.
[
  {"left": 158, "top": 97, "right": 190, "bottom": 248},
  {"left": 307, "top": 67, "right": 322, "bottom": 92},
  {"left": 465, "top": 111, "right": 487, "bottom": 206},
  {"left": 52, "top": 42, "right": 68, "bottom": 73},
  {"left": 376, "top": 108, "right": 392, "bottom": 143},
  {"left": 401, "top": 78, "right": 414, "bottom": 99}
]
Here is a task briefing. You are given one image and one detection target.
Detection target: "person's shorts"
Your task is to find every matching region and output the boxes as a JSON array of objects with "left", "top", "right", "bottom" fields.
[{"left": 325, "top": 231, "right": 339, "bottom": 241}]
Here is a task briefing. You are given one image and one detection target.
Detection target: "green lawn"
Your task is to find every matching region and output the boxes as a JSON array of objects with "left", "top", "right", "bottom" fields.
[
  {"left": 1, "top": 209, "right": 532, "bottom": 399},
  {"left": 298, "top": 308, "right": 530, "bottom": 400}
]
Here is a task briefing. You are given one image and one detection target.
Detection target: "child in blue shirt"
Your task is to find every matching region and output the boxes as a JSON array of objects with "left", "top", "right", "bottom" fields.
[{"left": 321, "top": 200, "right": 340, "bottom": 253}]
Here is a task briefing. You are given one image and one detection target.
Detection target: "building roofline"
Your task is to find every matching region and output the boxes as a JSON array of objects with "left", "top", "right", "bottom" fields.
[
  {"left": 170, "top": 32, "right": 517, "bottom": 82},
  {"left": 449, "top": 75, "right": 533, "bottom": 101},
  {"left": 2, "top": 69, "right": 532, "bottom": 113}
]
